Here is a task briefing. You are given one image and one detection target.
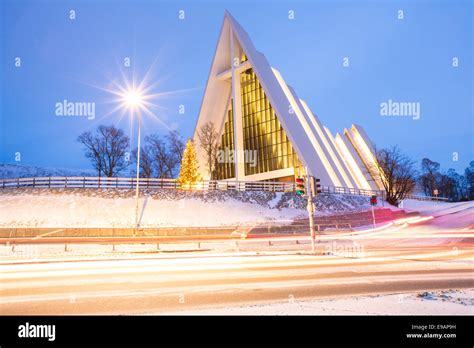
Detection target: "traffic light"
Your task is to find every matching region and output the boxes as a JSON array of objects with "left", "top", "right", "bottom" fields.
[
  {"left": 295, "top": 177, "right": 305, "bottom": 195},
  {"left": 370, "top": 195, "right": 377, "bottom": 206},
  {"left": 313, "top": 177, "right": 321, "bottom": 195},
  {"left": 308, "top": 177, "right": 322, "bottom": 196}
]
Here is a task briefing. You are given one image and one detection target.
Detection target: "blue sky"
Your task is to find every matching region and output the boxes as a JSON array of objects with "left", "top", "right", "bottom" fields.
[{"left": 1, "top": 0, "right": 472, "bottom": 173}]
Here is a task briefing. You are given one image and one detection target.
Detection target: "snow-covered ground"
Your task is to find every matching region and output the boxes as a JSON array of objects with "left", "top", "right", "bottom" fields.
[
  {"left": 0, "top": 189, "right": 379, "bottom": 228},
  {"left": 162, "top": 289, "right": 474, "bottom": 315},
  {"left": 0, "top": 190, "right": 303, "bottom": 228},
  {"left": 1, "top": 181, "right": 472, "bottom": 228},
  {"left": 401, "top": 199, "right": 474, "bottom": 230},
  {"left": 402, "top": 199, "right": 473, "bottom": 215}
]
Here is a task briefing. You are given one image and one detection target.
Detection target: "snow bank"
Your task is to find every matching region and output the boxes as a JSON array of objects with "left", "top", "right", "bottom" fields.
[
  {"left": 400, "top": 200, "right": 474, "bottom": 229},
  {"left": 163, "top": 289, "right": 474, "bottom": 315},
  {"left": 0, "top": 188, "right": 388, "bottom": 228},
  {"left": 0, "top": 188, "right": 307, "bottom": 228},
  {"left": 402, "top": 199, "right": 474, "bottom": 216}
]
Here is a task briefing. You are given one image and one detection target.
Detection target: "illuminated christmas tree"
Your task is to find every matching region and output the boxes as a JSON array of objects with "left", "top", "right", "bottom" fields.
[{"left": 178, "top": 139, "right": 202, "bottom": 189}]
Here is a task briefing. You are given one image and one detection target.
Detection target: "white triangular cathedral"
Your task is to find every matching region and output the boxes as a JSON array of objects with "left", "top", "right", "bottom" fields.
[{"left": 193, "top": 11, "right": 383, "bottom": 191}]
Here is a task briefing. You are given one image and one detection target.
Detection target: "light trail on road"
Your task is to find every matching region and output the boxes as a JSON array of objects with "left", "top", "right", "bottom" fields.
[{"left": 1, "top": 223, "right": 472, "bottom": 315}]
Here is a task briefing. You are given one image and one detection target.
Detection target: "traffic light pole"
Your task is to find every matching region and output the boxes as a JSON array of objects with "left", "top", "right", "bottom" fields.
[
  {"left": 371, "top": 205, "right": 376, "bottom": 228},
  {"left": 370, "top": 195, "right": 377, "bottom": 228},
  {"left": 305, "top": 168, "right": 316, "bottom": 253}
]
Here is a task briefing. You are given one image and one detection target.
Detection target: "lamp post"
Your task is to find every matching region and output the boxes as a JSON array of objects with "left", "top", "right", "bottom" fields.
[
  {"left": 123, "top": 89, "right": 144, "bottom": 234},
  {"left": 134, "top": 112, "right": 141, "bottom": 233}
]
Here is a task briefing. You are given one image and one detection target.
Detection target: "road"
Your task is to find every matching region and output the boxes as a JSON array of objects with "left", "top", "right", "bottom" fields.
[{"left": 1, "top": 218, "right": 473, "bottom": 315}]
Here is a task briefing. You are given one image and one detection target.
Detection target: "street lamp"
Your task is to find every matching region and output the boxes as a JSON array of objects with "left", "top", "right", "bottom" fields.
[
  {"left": 100, "top": 71, "right": 177, "bottom": 232},
  {"left": 123, "top": 88, "right": 144, "bottom": 233},
  {"left": 87, "top": 68, "right": 179, "bottom": 233}
]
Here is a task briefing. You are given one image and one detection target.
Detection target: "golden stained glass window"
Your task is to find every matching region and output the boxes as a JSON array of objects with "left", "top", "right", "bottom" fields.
[
  {"left": 240, "top": 68, "right": 302, "bottom": 176},
  {"left": 215, "top": 100, "right": 235, "bottom": 180}
]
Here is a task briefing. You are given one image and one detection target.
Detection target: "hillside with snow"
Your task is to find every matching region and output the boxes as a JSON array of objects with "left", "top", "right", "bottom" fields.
[
  {"left": 1, "top": 165, "right": 471, "bottom": 228},
  {"left": 0, "top": 188, "right": 383, "bottom": 228},
  {"left": 401, "top": 199, "right": 474, "bottom": 230}
]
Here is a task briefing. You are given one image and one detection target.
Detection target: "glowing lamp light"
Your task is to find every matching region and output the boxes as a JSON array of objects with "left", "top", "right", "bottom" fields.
[{"left": 123, "top": 89, "right": 144, "bottom": 109}]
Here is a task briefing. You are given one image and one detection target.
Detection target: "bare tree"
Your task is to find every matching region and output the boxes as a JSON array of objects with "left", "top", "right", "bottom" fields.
[
  {"left": 166, "top": 130, "right": 185, "bottom": 177},
  {"left": 419, "top": 158, "right": 440, "bottom": 196},
  {"left": 369, "top": 146, "right": 417, "bottom": 206},
  {"left": 198, "top": 121, "right": 219, "bottom": 179},
  {"left": 146, "top": 134, "right": 175, "bottom": 178},
  {"left": 77, "top": 125, "right": 129, "bottom": 177},
  {"left": 131, "top": 146, "right": 154, "bottom": 178},
  {"left": 166, "top": 130, "right": 185, "bottom": 164},
  {"left": 77, "top": 132, "right": 103, "bottom": 177},
  {"left": 436, "top": 172, "right": 455, "bottom": 198}
]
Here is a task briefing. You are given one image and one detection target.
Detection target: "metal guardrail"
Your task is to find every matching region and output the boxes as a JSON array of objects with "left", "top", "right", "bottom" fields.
[
  {"left": 0, "top": 176, "right": 448, "bottom": 201},
  {"left": 320, "top": 185, "right": 449, "bottom": 201},
  {"left": 402, "top": 193, "right": 449, "bottom": 202},
  {"left": 319, "top": 185, "right": 384, "bottom": 198}
]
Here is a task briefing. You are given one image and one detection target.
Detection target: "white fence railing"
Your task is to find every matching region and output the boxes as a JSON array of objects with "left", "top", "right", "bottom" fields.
[
  {"left": 319, "top": 185, "right": 384, "bottom": 198},
  {"left": 402, "top": 193, "right": 449, "bottom": 202},
  {"left": 319, "top": 185, "right": 449, "bottom": 201},
  {"left": 0, "top": 176, "right": 449, "bottom": 201},
  {"left": 0, "top": 177, "right": 295, "bottom": 192}
]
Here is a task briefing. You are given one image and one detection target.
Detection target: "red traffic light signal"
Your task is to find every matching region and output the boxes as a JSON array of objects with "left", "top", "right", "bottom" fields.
[
  {"left": 370, "top": 195, "right": 377, "bottom": 205},
  {"left": 295, "top": 177, "right": 305, "bottom": 195}
]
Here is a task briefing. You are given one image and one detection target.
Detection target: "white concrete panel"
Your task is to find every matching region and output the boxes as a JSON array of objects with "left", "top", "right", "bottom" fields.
[
  {"left": 334, "top": 133, "right": 372, "bottom": 190},
  {"left": 347, "top": 125, "right": 384, "bottom": 190},
  {"left": 298, "top": 99, "right": 358, "bottom": 188},
  {"left": 193, "top": 16, "right": 233, "bottom": 179},
  {"left": 321, "top": 125, "right": 359, "bottom": 189},
  {"left": 243, "top": 167, "right": 294, "bottom": 182},
  {"left": 343, "top": 129, "right": 381, "bottom": 191}
]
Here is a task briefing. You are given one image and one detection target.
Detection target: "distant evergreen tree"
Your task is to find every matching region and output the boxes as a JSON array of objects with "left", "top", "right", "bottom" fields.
[
  {"left": 465, "top": 161, "right": 474, "bottom": 200},
  {"left": 177, "top": 140, "right": 201, "bottom": 189},
  {"left": 419, "top": 158, "right": 440, "bottom": 196}
]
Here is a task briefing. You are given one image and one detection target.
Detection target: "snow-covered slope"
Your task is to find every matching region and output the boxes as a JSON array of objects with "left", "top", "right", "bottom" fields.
[
  {"left": 0, "top": 189, "right": 301, "bottom": 228},
  {"left": 402, "top": 199, "right": 474, "bottom": 230},
  {"left": 0, "top": 188, "right": 380, "bottom": 228},
  {"left": 402, "top": 199, "right": 472, "bottom": 215},
  {"left": 0, "top": 164, "right": 96, "bottom": 179}
]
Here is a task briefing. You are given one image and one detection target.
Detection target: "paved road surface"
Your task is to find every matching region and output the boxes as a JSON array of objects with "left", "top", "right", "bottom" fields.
[{"left": 1, "top": 220, "right": 472, "bottom": 315}]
